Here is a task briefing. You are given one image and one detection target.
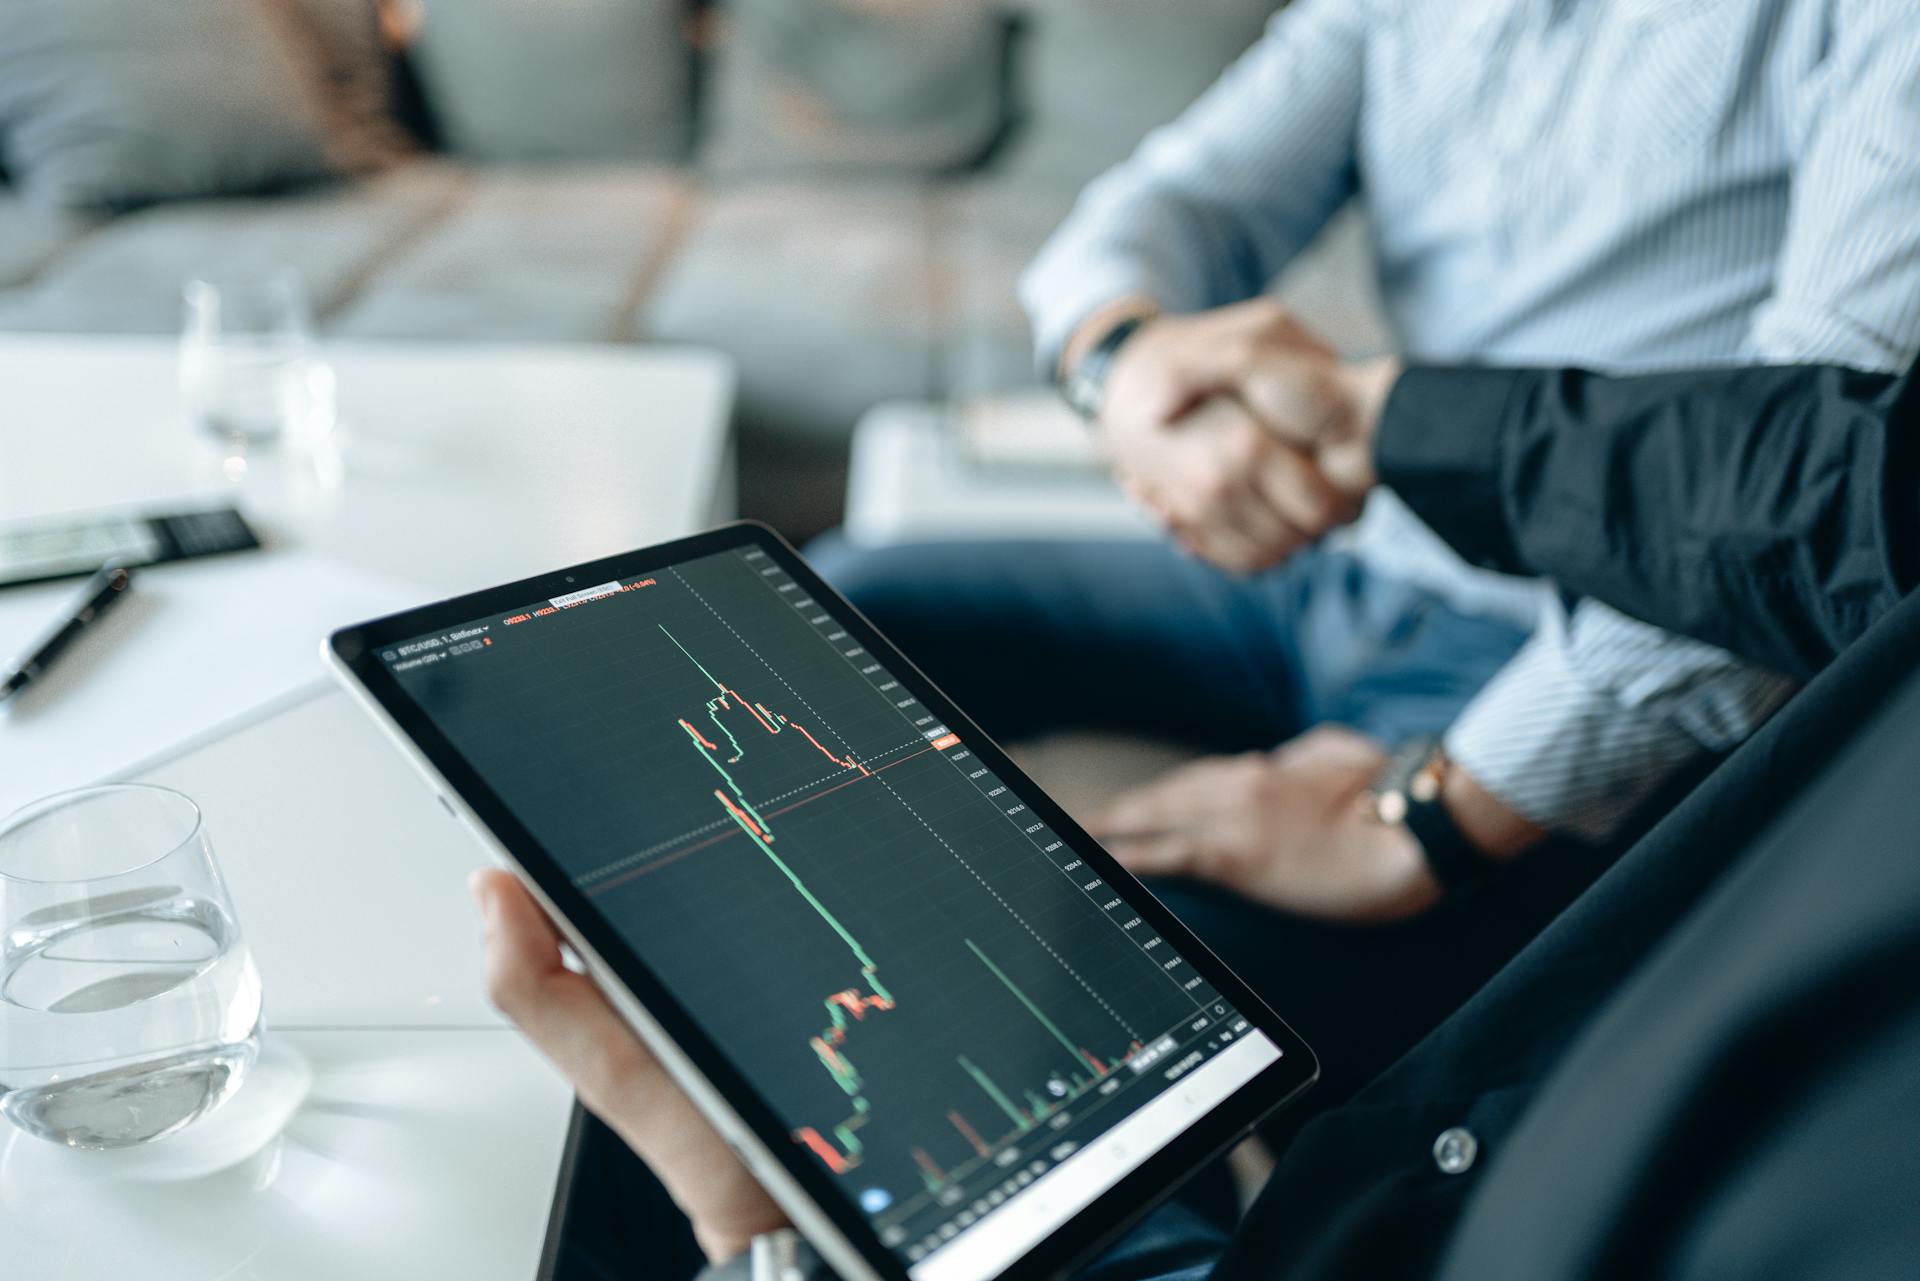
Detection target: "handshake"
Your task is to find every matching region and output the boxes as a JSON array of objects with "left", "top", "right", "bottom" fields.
[{"left": 1074, "top": 298, "right": 1401, "bottom": 574}]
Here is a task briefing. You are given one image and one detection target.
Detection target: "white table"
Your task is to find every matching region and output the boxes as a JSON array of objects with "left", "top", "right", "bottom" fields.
[
  {"left": 0, "top": 336, "right": 736, "bottom": 1279},
  {"left": 0, "top": 337, "right": 737, "bottom": 591}
]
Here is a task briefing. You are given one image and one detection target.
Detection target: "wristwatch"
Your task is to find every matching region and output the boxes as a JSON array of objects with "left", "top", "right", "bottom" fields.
[
  {"left": 697, "top": 1230, "right": 835, "bottom": 1281},
  {"left": 1368, "top": 736, "right": 1498, "bottom": 893},
  {"left": 1061, "top": 314, "right": 1149, "bottom": 420}
]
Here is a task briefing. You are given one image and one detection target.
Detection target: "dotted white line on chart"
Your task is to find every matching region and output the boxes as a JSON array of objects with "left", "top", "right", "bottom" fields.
[
  {"left": 674, "top": 565, "right": 860, "bottom": 756},
  {"left": 870, "top": 771, "right": 1143, "bottom": 1044},
  {"left": 577, "top": 816, "right": 732, "bottom": 883}
]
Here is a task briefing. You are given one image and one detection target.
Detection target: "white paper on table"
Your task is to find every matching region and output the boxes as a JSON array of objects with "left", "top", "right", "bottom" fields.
[{"left": 0, "top": 552, "right": 421, "bottom": 816}]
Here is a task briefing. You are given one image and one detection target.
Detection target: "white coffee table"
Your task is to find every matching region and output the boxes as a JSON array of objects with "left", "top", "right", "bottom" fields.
[{"left": 0, "top": 336, "right": 736, "bottom": 1280}]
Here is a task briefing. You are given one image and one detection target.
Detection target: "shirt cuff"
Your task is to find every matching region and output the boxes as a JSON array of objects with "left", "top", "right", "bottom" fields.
[
  {"left": 1018, "top": 255, "right": 1176, "bottom": 382},
  {"left": 1443, "top": 631, "right": 1717, "bottom": 844},
  {"left": 1373, "top": 365, "right": 1542, "bottom": 574}
]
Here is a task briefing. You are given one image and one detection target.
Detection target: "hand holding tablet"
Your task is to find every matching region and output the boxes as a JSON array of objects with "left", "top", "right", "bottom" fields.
[
  {"left": 471, "top": 866, "right": 790, "bottom": 1262},
  {"left": 328, "top": 524, "right": 1315, "bottom": 1281}
]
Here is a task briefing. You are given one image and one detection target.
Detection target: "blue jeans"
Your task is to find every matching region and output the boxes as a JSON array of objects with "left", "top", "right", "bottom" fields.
[{"left": 805, "top": 537, "right": 1528, "bottom": 752}]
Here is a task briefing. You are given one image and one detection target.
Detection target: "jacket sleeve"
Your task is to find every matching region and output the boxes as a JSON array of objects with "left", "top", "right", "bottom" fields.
[{"left": 1374, "top": 361, "right": 1919, "bottom": 678}]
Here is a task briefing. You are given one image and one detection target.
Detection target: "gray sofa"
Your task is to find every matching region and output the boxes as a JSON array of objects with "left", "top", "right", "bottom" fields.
[{"left": 0, "top": 0, "right": 1363, "bottom": 534}]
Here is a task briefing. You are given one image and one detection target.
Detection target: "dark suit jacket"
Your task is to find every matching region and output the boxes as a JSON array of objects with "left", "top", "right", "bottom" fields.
[
  {"left": 1378, "top": 359, "right": 1920, "bottom": 676},
  {"left": 1203, "top": 360, "right": 1920, "bottom": 1279},
  {"left": 1219, "top": 589, "right": 1920, "bottom": 1279}
]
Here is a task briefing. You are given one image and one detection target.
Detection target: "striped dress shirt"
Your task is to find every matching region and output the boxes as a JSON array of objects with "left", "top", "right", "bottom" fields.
[{"left": 1021, "top": 0, "right": 1920, "bottom": 840}]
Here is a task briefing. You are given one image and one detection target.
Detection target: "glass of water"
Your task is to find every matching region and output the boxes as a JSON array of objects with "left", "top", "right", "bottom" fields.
[
  {"left": 179, "top": 270, "right": 335, "bottom": 444},
  {"left": 0, "top": 785, "right": 263, "bottom": 1149}
]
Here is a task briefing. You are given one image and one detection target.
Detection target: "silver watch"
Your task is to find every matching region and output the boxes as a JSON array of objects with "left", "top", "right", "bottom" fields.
[
  {"left": 698, "top": 1229, "right": 826, "bottom": 1281},
  {"left": 751, "top": 1229, "right": 811, "bottom": 1281}
]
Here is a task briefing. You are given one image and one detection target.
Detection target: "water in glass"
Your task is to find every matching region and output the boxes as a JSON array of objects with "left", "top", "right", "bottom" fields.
[
  {"left": 179, "top": 271, "right": 334, "bottom": 443},
  {"left": 0, "top": 787, "right": 264, "bottom": 1149}
]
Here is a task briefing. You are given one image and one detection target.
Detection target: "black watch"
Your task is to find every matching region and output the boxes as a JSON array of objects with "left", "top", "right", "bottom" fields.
[
  {"left": 1368, "top": 736, "right": 1498, "bottom": 893},
  {"left": 1061, "top": 314, "right": 1150, "bottom": 420}
]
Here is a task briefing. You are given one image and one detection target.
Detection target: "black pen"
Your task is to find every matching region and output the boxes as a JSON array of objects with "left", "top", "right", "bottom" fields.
[{"left": 1, "top": 564, "right": 136, "bottom": 704}]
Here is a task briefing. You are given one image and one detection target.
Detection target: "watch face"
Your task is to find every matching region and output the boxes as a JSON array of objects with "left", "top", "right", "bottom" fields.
[{"left": 1064, "top": 368, "right": 1101, "bottom": 420}]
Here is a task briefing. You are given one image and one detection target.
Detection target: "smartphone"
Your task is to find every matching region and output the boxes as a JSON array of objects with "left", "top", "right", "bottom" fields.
[{"left": 0, "top": 506, "right": 262, "bottom": 590}]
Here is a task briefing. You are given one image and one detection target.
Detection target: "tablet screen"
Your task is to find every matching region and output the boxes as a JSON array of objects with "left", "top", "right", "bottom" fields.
[{"left": 376, "top": 540, "right": 1283, "bottom": 1281}]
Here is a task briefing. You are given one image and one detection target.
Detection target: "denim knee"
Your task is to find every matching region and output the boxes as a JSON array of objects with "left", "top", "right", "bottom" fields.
[{"left": 799, "top": 531, "right": 941, "bottom": 622}]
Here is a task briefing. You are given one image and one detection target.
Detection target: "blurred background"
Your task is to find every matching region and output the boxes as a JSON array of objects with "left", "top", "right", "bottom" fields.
[{"left": 0, "top": 0, "right": 1387, "bottom": 542}]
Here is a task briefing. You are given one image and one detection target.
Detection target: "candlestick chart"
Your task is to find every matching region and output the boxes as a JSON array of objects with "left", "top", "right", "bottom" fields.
[{"left": 384, "top": 544, "right": 1242, "bottom": 1248}]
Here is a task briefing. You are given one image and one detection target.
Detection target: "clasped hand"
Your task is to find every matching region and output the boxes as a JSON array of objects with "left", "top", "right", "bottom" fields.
[
  {"left": 474, "top": 869, "right": 791, "bottom": 1263},
  {"left": 1088, "top": 725, "right": 1441, "bottom": 923},
  {"left": 1091, "top": 299, "right": 1398, "bottom": 574}
]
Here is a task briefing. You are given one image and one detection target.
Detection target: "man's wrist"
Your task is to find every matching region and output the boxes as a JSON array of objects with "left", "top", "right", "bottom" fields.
[
  {"left": 1440, "top": 764, "right": 1547, "bottom": 861},
  {"left": 1368, "top": 738, "right": 1544, "bottom": 899},
  {"left": 1325, "top": 355, "right": 1400, "bottom": 496},
  {"left": 1346, "top": 356, "right": 1401, "bottom": 457}
]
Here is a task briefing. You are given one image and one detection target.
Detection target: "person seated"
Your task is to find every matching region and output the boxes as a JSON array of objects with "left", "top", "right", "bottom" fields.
[
  {"left": 809, "top": 0, "right": 1920, "bottom": 1105},
  {"left": 482, "top": 348, "right": 1920, "bottom": 1281}
]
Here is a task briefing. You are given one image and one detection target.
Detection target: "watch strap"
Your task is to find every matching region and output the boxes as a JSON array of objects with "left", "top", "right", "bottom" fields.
[
  {"left": 1403, "top": 782, "right": 1495, "bottom": 893},
  {"left": 1371, "top": 737, "right": 1498, "bottom": 894},
  {"left": 1062, "top": 314, "right": 1149, "bottom": 420}
]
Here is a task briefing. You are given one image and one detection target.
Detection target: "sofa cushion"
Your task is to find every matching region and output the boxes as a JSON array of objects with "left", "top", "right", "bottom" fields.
[
  {"left": 644, "top": 182, "right": 941, "bottom": 444},
  {"left": 998, "top": 0, "right": 1282, "bottom": 185},
  {"left": 406, "top": 0, "right": 691, "bottom": 162},
  {"left": 329, "top": 166, "right": 691, "bottom": 342},
  {"left": 703, "top": 0, "right": 1007, "bottom": 178},
  {"left": 0, "top": 163, "right": 460, "bottom": 333},
  {"left": 0, "top": 0, "right": 380, "bottom": 211}
]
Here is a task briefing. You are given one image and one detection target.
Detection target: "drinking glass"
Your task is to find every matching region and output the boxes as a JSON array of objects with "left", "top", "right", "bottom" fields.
[
  {"left": 0, "top": 786, "right": 264, "bottom": 1149},
  {"left": 179, "top": 271, "right": 336, "bottom": 444}
]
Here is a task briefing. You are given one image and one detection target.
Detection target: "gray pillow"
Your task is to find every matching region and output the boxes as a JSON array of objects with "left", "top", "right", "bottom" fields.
[
  {"left": 0, "top": 0, "right": 359, "bottom": 211},
  {"left": 1001, "top": 0, "right": 1282, "bottom": 186},
  {"left": 407, "top": 0, "right": 692, "bottom": 162},
  {"left": 703, "top": 0, "right": 1009, "bottom": 177}
]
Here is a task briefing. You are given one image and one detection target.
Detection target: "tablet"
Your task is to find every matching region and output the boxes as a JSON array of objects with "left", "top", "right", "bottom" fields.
[{"left": 327, "top": 523, "right": 1316, "bottom": 1281}]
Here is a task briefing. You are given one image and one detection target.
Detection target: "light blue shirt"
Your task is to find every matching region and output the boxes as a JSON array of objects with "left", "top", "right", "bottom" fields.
[{"left": 1022, "top": 0, "right": 1920, "bottom": 839}]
